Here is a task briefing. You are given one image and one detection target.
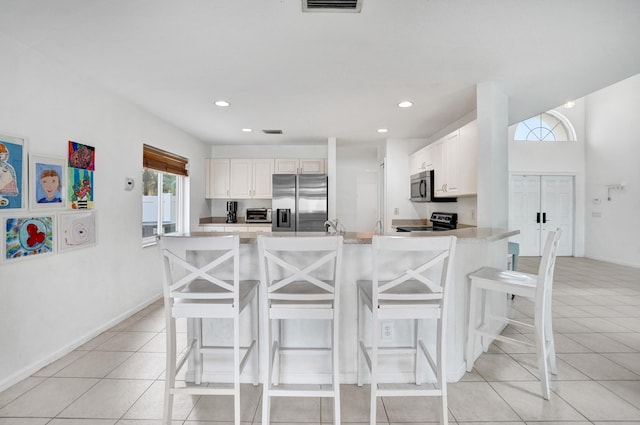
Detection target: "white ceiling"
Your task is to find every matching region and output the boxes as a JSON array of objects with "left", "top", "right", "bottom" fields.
[{"left": 1, "top": 0, "right": 639, "bottom": 145}]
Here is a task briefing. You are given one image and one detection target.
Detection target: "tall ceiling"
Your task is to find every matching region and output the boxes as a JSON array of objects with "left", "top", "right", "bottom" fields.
[{"left": 1, "top": 0, "right": 639, "bottom": 145}]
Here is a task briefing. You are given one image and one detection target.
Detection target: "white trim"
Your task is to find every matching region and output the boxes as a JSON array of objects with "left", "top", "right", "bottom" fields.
[{"left": 0, "top": 294, "right": 162, "bottom": 393}]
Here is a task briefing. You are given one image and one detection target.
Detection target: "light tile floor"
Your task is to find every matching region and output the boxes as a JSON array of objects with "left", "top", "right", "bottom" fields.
[{"left": 2, "top": 257, "right": 640, "bottom": 424}]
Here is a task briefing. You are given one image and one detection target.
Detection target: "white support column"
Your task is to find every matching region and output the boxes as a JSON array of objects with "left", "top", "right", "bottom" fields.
[
  {"left": 476, "top": 82, "right": 509, "bottom": 229},
  {"left": 327, "top": 137, "right": 337, "bottom": 221}
]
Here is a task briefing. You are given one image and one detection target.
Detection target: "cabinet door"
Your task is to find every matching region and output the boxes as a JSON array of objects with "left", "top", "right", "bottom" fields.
[
  {"left": 299, "top": 158, "right": 325, "bottom": 174},
  {"left": 224, "top": 226, "right": 248, "bottom": 232},
  {"left": 409, "top": 150, "right": 422, "bottom": 176},
  {"left": 409, "top": 145, "right": 434, "bottom": 176},
  {"left": 457, "top": 120, "right": 478, "bottom": 196},
  {"left": 253, "top": 226, "right": 272, "bottom": 233},
  {"left": 443, "top": 131, "right": 460, "bottom": 195},
  {"left": 206, "top": 159, "right": 230, "bottom": 199},
  {"left": 432, "top": 132, "right": 460, "bottom": 197},
  {"left": 201, "top": 225, "right": 226, "bottom": 232},
  {"left": 431, "top": 140, "right": 446, "bottom": 197},
  {"left": 252, "top": 159, "right": 274, "bottom": 198},
  {"left": 274, "top": 158, "right": 299, "bottom": 174},
  {"left": 229, "top": 159, "right": 252, "bottom": 198}
]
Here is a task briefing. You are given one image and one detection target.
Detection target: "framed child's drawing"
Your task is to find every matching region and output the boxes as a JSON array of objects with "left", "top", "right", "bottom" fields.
[
  {"left": 2, "top": 214, "right": 55, "bottom": 262},
  {"left": 29, "top": 154, "right": 67, "bottom": 210},
  {"left": 0, "top": 133, "right": 27, "bottom": 210},
  {"left": 58, "top": 210, "right": 97, "bottom": 251},
  {"left": 68, "top": 141, "right": 95, "bottom": 209}
]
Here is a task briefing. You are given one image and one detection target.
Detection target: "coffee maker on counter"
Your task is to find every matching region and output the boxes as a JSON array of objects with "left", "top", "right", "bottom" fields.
[{"left": 226, "top": 201, "right": 238, "bottom": 223}]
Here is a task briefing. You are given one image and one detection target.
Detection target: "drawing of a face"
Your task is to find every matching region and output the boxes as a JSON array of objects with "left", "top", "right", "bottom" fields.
[{"left": 41, "top": 175, "right": 59, "bottom": 197}]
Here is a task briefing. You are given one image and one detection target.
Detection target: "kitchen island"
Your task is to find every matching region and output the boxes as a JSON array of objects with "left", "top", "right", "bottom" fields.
[{"left": 176, "top": 228, "right": 517, "bottom": 384}]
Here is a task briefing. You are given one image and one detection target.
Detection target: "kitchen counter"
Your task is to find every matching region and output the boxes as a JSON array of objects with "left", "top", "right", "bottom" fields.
[
  {"left": 169, "top": 227, "right": 516, "bottom": 385},
  {"left": 182, "top": 227, "right": 517, "bottom": 244}
]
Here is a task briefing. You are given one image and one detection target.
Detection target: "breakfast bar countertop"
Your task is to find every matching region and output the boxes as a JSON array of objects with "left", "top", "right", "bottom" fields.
[{"left": 181, "top": 227, "right": 518, "bottom": 244}]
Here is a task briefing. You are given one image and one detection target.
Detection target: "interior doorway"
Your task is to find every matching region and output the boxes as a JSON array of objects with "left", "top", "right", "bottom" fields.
[{"left": 510, "top": 175, "right": 574, "bottom": 256}]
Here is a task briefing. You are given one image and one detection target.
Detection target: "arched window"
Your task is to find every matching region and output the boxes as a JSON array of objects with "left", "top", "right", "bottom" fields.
[{"left": 514, "top": 111, "right": 576, "bottom": 142}]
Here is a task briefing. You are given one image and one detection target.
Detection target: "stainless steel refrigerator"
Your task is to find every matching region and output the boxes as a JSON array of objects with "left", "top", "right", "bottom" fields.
[{"left": 272, "top": 174, "right": 328, "bottom": 232}]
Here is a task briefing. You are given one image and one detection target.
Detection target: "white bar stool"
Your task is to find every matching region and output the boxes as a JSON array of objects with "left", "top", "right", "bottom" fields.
[
  {"left": 158, "top": 234, "right": 259, "bottom": 425},
  {"left": 466, "top": 229, "right": 562, "bottom": 399},
  {"left": 257, "top": 235, "right": 344, "bottom": 425},
  {"left": 357, "top": 235, "right": 457, "bottom": 425}
]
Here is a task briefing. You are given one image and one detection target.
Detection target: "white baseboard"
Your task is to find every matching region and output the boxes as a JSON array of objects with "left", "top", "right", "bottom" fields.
[
  {"left": 585, "top": 255, "right": 640, "bottom": 269},
  {"left": 0, "top": 294, "right": 162, "bottom": 393}
]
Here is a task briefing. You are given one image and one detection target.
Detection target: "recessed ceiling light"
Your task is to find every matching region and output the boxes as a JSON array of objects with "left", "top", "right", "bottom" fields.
[
  {"left": 214, "top": 100, "right": 230, "bottom": 107},
  {"left": 563, "top": 101, "right": 576, "bottom": 109},
  {"left": 398, "top": 101, "right": 413, "bottom": 108},
  {"left": 377, "top": 128, "right": 389, "bottom": 133},
  {"left": 242, "top": 128, "right": 253, "bottom": 132}
]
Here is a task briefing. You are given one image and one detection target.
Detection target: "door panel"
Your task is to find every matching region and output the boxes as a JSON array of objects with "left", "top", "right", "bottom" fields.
[
  {"left": 510, "top": 175, "right": 573, "bottom": 257},
  {"left": 510, "top": 175, "right": 541, "bottom": 256},
  {"left": 541, "top": 176, "right": 574, "bottom": 256}
]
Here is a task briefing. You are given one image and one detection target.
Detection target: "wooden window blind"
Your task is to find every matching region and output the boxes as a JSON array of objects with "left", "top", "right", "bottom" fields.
[{"left": 143, "top": 144, "right": 189, "bottom": 176}]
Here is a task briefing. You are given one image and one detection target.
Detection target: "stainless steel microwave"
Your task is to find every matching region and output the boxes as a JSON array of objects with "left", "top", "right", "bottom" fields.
[{"left": 410, "top": 170, "right": 456, "bottom": 203}]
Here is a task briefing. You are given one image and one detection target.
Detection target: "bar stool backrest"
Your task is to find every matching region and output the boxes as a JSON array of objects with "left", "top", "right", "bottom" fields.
[
  {"left": 159, "top": 234, "right": 240, "bottom": 305},
  {"left": 257, "top": 235, "right": 343, "bottom": 302},
  {"left": 535, "top": 229, "right": 562, "bottom": 328},
  {"left": 372, "top": 235, "right": 457, "bottom": 308}
]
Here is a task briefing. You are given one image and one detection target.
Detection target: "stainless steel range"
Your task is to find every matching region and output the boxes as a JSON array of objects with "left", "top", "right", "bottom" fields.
[{"left": 396, "top": 212, "right": 458, "bottom": 232}]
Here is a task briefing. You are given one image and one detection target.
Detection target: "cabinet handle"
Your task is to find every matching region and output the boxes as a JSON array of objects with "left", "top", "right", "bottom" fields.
[{"left": 536, "top": 212, "right": 540, "bottom": 224}]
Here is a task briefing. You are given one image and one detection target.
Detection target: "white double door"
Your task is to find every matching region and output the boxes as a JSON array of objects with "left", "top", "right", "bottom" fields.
[{"left": 510, "top": 175, "right": 573, "bottom": 256}]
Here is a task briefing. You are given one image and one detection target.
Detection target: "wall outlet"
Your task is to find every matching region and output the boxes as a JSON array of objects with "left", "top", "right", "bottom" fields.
[
  {"left": 394, "top": 208, "right": 399, "bottom": 215},
  {"left": 381, "top": 321, "right": 394, "bottom": 341}
]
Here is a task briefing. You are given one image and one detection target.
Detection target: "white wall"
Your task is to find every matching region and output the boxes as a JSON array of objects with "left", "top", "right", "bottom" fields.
[
  {"left": 584, "top": 73, "right": 640, "bottom": 267},
  {"left": 384, "top": 138, "right": 429, "bottom": 231},
  {"left": 0, "top": 33, "right": 209, "bottom": 390},
  {"left": 508, "top": 102, "right": 587, "bottom": 256},
  {"left": 336, "top": 145, "right": 379, "bottom": 232}
]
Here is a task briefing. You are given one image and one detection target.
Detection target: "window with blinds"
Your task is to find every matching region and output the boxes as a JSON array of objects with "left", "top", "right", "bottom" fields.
[
  {"left": 142, "top": 145, "right": 187, "bottom": 244},
  {"left": 143, "top": 144, "right": 188, "bottom": 176}
]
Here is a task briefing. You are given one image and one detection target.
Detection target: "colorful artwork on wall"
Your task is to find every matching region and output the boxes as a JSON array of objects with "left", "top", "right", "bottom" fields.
[
  {"left": 0, "top": 134, "right": 26, "bottom": 210},
  {"left": 68, "top": 141, "right": 95, "bottom": 170},
  {"left": 58, "top": 210, "right": 97, "bottom": 251},
  {"left": 2, "top": 215, "right": 55, "bottom": 262},
  {"left": 29, "top": 154, "right": 66, "bottom": 210},
  {"left": 68, "top": 141, "right": 95, "bottom": 209}
]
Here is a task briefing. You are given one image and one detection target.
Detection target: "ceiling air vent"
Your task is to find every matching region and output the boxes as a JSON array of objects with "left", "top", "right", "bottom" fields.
[
  {"left": 302, "top": 0, "right": 362, "bottom": 13},
  {"left": 262, "top": 129, "right": 283, "bottom": 135}
]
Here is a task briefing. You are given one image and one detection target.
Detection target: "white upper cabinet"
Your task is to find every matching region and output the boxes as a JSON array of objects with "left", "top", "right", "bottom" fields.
[
  {"left": 457, "top": 120, "right": 478, "bottom": 196},
  {"left": 205, "top": 158, "right": 231, "bottom": 199},
  {"left": 251, "top": 159, "right": 275, "bottom": 198},
  {"left": 434, "top": 131, "right": 460, "bottom": 196},
  {"left": 408, "top": 145, "right": 433, "bottom": 176},
  {"left": 206, "top": 158, "right": 274, "bottom": 199},
  {"left": 414, "top": 119, "right": 477, "bottom": 199},
  {"left": 433, "top": 120, "right": 477, "bottom": 197},
  {"left": 274, "top": 158, "right": 325, "bottom": 174}
]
